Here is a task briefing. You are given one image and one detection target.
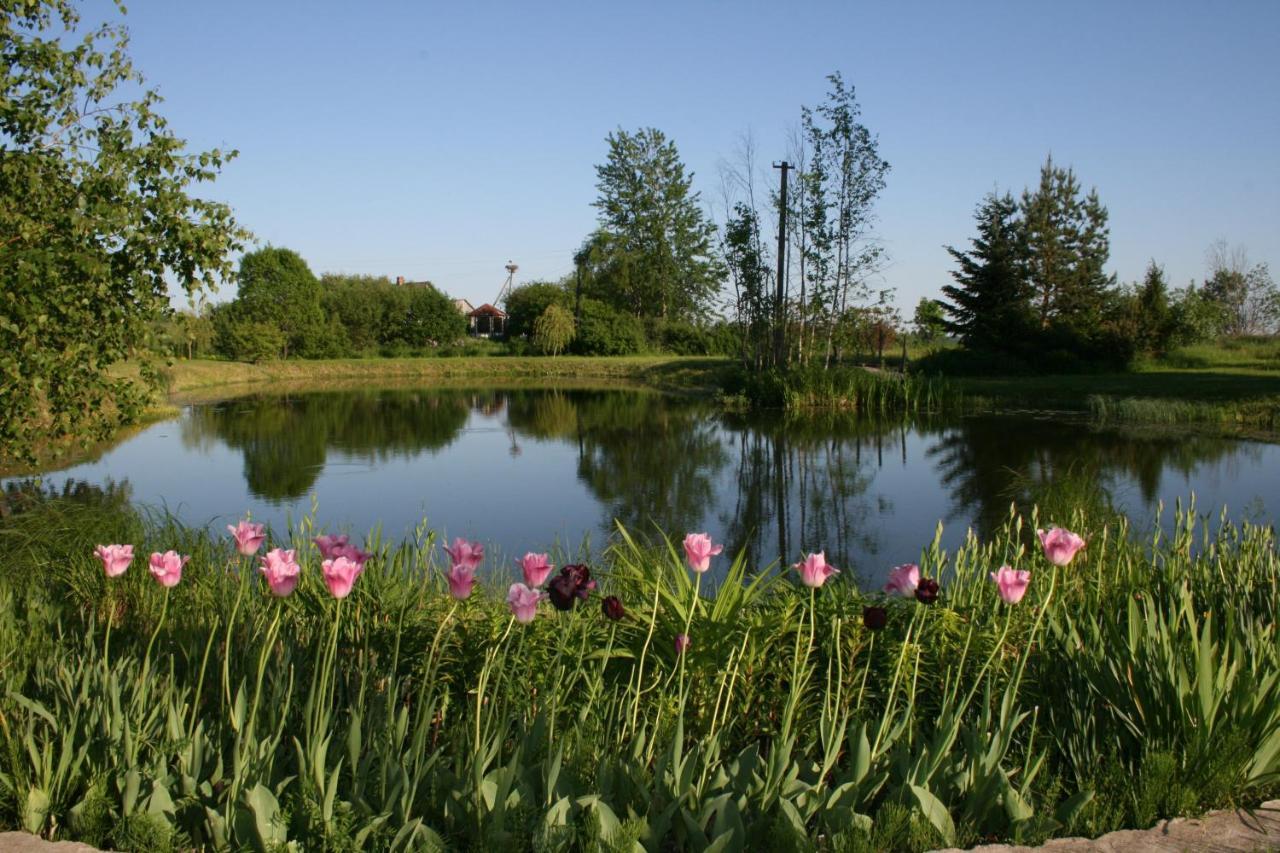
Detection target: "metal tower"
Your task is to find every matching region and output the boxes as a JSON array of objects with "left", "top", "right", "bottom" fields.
[{"left": 494, "top": 261, "right": 518, "bottom": 306}]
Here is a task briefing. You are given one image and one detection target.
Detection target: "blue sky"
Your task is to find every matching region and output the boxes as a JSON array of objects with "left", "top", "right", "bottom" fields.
[{"left": 114, "top": 0, "right": 1280, "bottom": 313}]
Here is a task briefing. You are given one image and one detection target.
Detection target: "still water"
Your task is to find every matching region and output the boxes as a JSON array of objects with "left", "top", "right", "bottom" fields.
[{"left": 13, "top": 387, "right": 1279, "bottom": 585}]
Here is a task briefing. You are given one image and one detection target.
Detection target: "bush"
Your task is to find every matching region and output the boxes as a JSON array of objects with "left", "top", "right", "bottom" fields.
[
  {"left": 651, "top": 319, "right": 712, "bottom": 355},
  {"left": 572, "top": 299, "right": 646, "bottom": 355},
  {"left": 211, "top": 303, "right": 281, "bottom": 363}
]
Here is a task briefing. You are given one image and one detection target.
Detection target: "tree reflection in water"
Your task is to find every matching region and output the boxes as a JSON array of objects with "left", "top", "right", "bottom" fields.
[{"left": 174, "top": 387, "right": 1269, "bottom": 574}]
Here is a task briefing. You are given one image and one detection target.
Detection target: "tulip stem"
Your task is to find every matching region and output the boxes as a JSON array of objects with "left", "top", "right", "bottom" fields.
[
  {"left": 676, "top": 572, "right": 701, "bottom": 714},
  {"left": 101, "top": 589, "right": 113, "bottom": 673}
]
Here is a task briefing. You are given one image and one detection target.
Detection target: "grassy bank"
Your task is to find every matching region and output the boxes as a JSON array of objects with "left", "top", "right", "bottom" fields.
[
  {"left": 161, "top": 355, "right": 734, "bottom": 401},
  {"left": 1, "top": 488, "right": 1277, "bottom": 850}
]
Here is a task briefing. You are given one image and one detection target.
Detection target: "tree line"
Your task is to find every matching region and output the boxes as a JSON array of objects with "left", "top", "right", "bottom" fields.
[
  {"left": 934, "top": 160, "right": 1279, "bottom": 371},
  {"left": 199, "top": 248, "right": 465, "bottom": 362}
]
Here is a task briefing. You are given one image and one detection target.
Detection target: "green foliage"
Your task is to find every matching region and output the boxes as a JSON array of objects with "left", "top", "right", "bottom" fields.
[
  {"left": 2, "top": 488, "right": 1278, "bottom": 849},
  {"left": 573, "top": 299, "right": 647, "bottom": 356},
  {"left": 939, "top": 159, "right": 1133, "bottom": 370},
  {"left": 0, "top": 0, "right": 247, "bottom": 463},
  {"left": 211, "top": 303, "right": 281, "bottom": 363},
  {"left": 940, "top": 192, "right": 1034, "bottom": 352},
  {"left": 1167, "top": 284, "right": 1226, "bottom": 346},
  {"left": 589, "top": 127, "right": 723, "bottom": 321},
  {"left": 533, "top": 304, "right": 576, "bottom": 356},
  {"left": 157, "top": 310, "right": 217, "bottom": 360},
  {"left": 319, "top": 274, "right": 392, "bottom": 354},
  {"left": 235, "top": 247, "right": 325, "bottom": 358},
  {"left": 796, "top": 72, "right": 892, "bottom": 368},
  {"left": 911, "top": 298, "right": 946, "bottom": 344},
  {"left": 505, "top": 281, "right": 572, "bottom": 339},
  {"left": 394, "top": 281, "right": 466, "bottom": 349}
]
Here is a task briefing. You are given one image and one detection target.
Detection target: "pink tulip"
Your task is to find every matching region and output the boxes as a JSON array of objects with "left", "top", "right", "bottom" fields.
[
  {"left": 313, "top": 534, "right": 350, "bottom": 560},
  {"left": 682, "top": 532, "right": 724, "bottom": 574},
  {"left": 518, "top": 552, "right": 553, "bottom": 587},
  {"left": 331, "top": 542, "right": 371, "bottom": 569},
  {"left": 227, "top": 520, "right": 266, "bottom": 556},
  {"left": 794, "top": 551, "right": 839, "bottom": 588},
  {"left": 321, "top": 556, "right": 362, "bottom": 599},
  {"left": 1037, "top": 527, "right": 1086, "bottom": 567},
  {"left": 674, "top": 633, "right": 691, "bottom": 655},
  {"left": 148, "top": 550, "right": 189, "bottom": 588},
  {"left": 258, "top": 548, "right": 301, "bottom": 597},
  {"left": 94, "top": 544, "right": 134, "bottom": 578},
  {"left": 446, "top": 563, "right": 476, "bottom": 600},
  {"left": 990, "top": 565, "right": 1031, "bottom": 604},
  {"left": 443, "top": 538, "right": 484, "bottom": 572},
  {"left": 506, "top": 582, "right": 543, "bottom": 623},
  {"left": 884, "top": 563, "right": 921, "bottom": 597}
]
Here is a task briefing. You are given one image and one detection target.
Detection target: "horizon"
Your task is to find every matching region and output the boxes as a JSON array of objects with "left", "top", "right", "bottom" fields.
[{"left": 105, "top": 0, "right": 1280, "bottom": 315}]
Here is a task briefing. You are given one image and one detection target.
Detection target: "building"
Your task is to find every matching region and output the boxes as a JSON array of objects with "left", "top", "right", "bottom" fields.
[{"left": 467, "top": 303, "right": 507, "bottom": 337}]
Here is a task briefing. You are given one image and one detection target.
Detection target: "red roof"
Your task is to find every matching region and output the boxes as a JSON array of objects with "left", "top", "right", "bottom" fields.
[{"left": 469, "top": 303, "right": 507, "bottom": 317}]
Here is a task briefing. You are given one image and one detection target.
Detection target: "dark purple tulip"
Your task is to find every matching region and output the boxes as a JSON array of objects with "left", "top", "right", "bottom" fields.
[
  {"left": 547, "top": 574, "right": 577, "bottom": 611},
  {"left": 862, "top": 605, "right": 887, "bottom": 631},
  {"left": 562, "top": 564, "right": 596, "bottom": 600},
  {"left": 601, "top": 595, "right": 625, "bottom": 621},
  {"left": 915, "top": 577, "right": 940, "bottom": 605}
]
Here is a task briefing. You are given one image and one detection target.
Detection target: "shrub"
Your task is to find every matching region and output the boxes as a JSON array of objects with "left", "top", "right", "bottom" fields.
[
  {"left": 211, "top": 303, "right": 281, "bottom": 363},
  {"left": 572, "top": 299, "right": 646, "bottom": 355}
]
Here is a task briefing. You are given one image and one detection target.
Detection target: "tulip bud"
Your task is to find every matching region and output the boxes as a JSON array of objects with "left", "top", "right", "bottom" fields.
[{"left": 601, "top": 595, "right": 625, "bottom": 621}]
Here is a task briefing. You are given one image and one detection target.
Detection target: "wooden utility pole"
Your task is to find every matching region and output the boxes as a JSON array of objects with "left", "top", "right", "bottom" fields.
[{"left": 772, "top": 161, "right": 791, "bottom": 369}]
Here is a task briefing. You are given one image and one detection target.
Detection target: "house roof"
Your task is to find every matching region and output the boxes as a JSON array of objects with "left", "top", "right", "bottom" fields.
[
  {"left": 452, "top": 298, "right": 475, "bottom": 314},
  {"left": 469, "top": 303, "right": 507, "bottom": 317}
]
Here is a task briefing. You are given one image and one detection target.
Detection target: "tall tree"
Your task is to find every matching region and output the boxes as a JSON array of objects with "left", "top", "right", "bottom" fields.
[
  {"left": 939, "top": 193, "right": 1031, "bottom": 350},
  {"left": 1, "top": 0, "right": 246, "bottom": 460},
  {"left": 235, "top": 248, "right": 324, "bottom": 359},
  {"left": 799, "top": 73, "right": 890, "bottom": 367},
  {"left": 1020, "top": 157, "right": 1113, "bottom": 334},
  {"left": 1203, "top": 240, "right": 1280, "bottom": 336},
  {"left": 721, "top": 202, "right": 774, "bottom": 369},
  {"left": 591, "top": 128, "right": 722, "bottom": 320}
]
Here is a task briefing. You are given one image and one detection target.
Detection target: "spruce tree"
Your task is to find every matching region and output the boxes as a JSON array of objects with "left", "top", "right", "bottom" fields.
[{"left": 939, "top": 193, "right": 1031, "bottom": 350}]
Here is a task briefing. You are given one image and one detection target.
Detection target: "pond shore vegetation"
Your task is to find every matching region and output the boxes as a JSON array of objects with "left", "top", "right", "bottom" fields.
[{"left": 1, "top": 487, "right": 1278, "bottom": 849}]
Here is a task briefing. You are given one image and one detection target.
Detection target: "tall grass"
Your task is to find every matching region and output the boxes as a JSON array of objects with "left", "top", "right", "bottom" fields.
[
  {"left": 736, "top": 365, "right": 961, "bottom": 415},
  {"left": 1089, "top": 394, "right": 1280, "bottom": 430},
  {"left": 0, "top": 490, "right": 1277, "bottom": 851}
]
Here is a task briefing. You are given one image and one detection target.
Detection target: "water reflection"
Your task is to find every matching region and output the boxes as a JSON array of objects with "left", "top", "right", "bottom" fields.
[
  {"left": 927, "top": 415, "right": 1257, "bottom": 535},
  {"left": 184, "top": 391, "right": 471, "bottom": 499},
  {"left": 17, "top": 387, "right": 1276, "bottom": 581}
]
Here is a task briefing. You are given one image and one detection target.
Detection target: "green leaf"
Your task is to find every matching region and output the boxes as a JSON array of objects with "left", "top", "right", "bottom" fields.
[{"left": 909, "top": 784, "right": 956, "bottom": 846}]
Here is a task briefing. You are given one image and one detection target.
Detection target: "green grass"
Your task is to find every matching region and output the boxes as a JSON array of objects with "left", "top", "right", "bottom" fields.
[
  {"left": 939, "top": 337, "right": 1280, "bottom": 433},
  {"left": 1, "top": 486, "right": 1277, "bottom": 850},
  {"left": 159, "top": 355, "right": 734, "bottom": 400}
]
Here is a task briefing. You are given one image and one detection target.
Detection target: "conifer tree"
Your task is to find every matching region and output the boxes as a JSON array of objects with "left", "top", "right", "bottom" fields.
[
  {"left": 1020, "top": 157, "right": 1113, "bottom": 335},
  {"left": 939, "top": 193, "right": 1030, "bottom": 350}
]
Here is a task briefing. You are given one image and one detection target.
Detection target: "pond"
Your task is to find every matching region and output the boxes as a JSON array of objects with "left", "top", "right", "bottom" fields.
[{"left": 10, "top": 386, "right": 1279, "bottom": 586}]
